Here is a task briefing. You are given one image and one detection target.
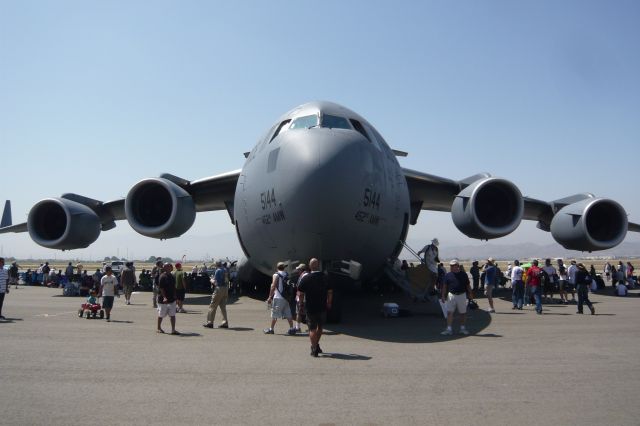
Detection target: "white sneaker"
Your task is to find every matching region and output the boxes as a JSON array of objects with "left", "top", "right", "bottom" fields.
[
  {"left": 459, "top": 328, "right": 469, "bottom": 335},
  {"left": 488, "top": 308, "right": 495, "bottom": 313},
  {"left": 441, "top": 329, "right": 453, "bottom": 336}
]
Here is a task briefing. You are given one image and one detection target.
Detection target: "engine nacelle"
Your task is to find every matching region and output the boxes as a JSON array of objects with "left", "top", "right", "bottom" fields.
[
  {"left": 550, "top": 198, "right": 628, "bottom": 251},
  {"left": 451, "top": 177, "right": 524, "bottom": 239},
  {"left": 125, "top": 178, "right": 196, "bottom": 239},
  {"left": 27, "top": 198, "right": 101, "bottom": 250}
]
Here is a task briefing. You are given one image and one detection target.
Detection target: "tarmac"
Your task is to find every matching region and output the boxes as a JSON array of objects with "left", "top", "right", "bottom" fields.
[{"left": 0, "top": 285, "right": 639, "bottom": 425}]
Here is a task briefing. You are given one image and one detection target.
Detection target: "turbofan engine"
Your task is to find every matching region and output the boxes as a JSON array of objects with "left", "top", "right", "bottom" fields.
[
  {"left": 125, "top": 178, "right": 196, "bottom": 239},
  {"left": 550, "top": 198, "right": 628, "bottom": 251},
  {"left": 27, "top": 198, "right": 101, "bottom": 250},
  {"left": 451, "top": 177, "right": 524, "bottom": 239}
]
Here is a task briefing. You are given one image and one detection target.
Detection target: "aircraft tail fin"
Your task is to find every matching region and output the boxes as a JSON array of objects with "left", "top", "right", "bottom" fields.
[{"left": 1, "top": 200, "right": 11, "bottom": 227}]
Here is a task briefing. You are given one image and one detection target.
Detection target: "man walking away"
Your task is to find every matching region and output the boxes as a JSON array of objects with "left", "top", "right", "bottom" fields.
[
  {"left": 157, "top": 263, "right": 180, "bottom": 334},
  {"left": 120, "top": 262, "right": 136, "bottom": 305},
  {"left": 483, "top": 258, "right": 497, "bottom": 313},
  {"left": 0, "top": 258, "right": 9, "bottom": 319},
  {"left": 9, "top": 261, "right": 19, "bottom": 289},
  {"left": 151, "top": 259, "right": 163, "bottom": 308},
  {"left": 440, "top": 259, "right": 473, "bottom": 336},
  {"left": 575, "top": 263, "right": 596, "bottom": 315},
  {"left": 511, "top": 260, "right": 524, "bottom": 310},
  {"left": 203, "top": 261, "right": 230, "bottom": 329},
  {"left": 174, "top": 262, "right": 187, "bottom": 313},
  {"left": 526, "top": 260, "right": 543, "bottom": 314},
  {"left": 297, "top": 258, "right": 333, "bottom": 357},
  {"left": 264, "top": 262, "right": 296, "bottom": 335}
]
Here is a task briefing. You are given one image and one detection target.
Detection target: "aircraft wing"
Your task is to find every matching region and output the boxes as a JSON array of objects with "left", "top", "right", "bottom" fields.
[
  {"left": 0, "top": 170, "right": 241, "bottom": 247},
  {"left": 403, "top": 167, "right": 638, "bottom": 250}
]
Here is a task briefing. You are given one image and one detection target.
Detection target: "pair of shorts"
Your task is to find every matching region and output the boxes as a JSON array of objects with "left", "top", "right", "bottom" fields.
[
  {"left": 484, "top": 284, "right": 494, "bottom": 297},
  {"left": 158, "top": 301, "right": 177, "bottom": 318},
  {"left": 445, "top": 292, "right": 467, "bottom": 314},
  {"left": 270, "top": 298, "right": 292, "bottom": 319},
  {"left": 306, "top": 311, "right": 326, "bottom": 330},
  {"left": 102, "top": 296, "right": 114, "bottom": 309},
  {"left": 176, "top": 288, "right": 186, "bottom": 301}
]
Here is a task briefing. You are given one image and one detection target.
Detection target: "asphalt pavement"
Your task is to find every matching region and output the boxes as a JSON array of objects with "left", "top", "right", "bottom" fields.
[{"left": 0, "top": 285, "right": 638, "bottom": 425}]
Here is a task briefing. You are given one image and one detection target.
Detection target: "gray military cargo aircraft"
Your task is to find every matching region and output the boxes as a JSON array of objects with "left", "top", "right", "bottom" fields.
[{"left": 2, "top": 101, "right": 639, "bottom": 311}]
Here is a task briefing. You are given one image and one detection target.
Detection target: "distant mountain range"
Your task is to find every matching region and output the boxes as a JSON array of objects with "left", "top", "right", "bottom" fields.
[{"left": 401, "top": 240, "right": 640, "bottom": 262}]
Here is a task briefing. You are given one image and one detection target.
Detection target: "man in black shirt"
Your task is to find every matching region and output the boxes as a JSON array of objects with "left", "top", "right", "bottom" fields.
[
  {"left": 440, "top": 259, "right": 473, "bottom": 336},
  {"left": 157, "top": 263, "right": 179, "bottom": 335},
  {"left": 297, "top": 258, "right": 332, "bottom": 357}
]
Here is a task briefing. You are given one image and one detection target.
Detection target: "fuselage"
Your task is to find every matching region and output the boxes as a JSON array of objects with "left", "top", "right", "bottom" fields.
[{"left": 234, "top": 102, "right": 410, "bottom": 279}]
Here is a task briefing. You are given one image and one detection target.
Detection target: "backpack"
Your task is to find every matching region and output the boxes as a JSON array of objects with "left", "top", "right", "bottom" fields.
[
  {"left": 277, "top": 272, "right": 294, "bottom": 299},
  {"left": 538, "top": 269, "right": 549, "bottom": 286}
]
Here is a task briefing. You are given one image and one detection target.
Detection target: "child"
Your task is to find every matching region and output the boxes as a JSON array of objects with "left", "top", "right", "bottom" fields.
[{"left": 87, "top": 290, "right": 98, "bottom": 305}]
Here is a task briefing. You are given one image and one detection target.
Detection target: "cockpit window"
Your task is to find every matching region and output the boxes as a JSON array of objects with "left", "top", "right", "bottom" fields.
[
  {"left": 349, "top": 119, "right": 371, "bottom": 142},
  {"left": 290, "top": 114, "right": 318, "bottom": 130},
  {"left": 269, "top": 119, "right": 291, "bottom": 143},
  {"left": 322, "top": 114, "right": 351, "bottom": 130}
]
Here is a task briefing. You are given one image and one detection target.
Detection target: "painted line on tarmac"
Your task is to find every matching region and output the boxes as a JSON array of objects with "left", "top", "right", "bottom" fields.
[{"left": 34, "top": 311, "right": 78, "bottom": 318}]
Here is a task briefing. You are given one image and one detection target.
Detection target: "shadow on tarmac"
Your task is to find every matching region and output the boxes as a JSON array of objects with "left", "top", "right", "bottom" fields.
[
  {"left": 0, "top": 317, "right": 23, "bottom": 323},
  {"left": 324, "top": 292, "right": 493, "bottom": 343},
  {"left": 320, "top": 353, "right": 372, "bottom": 361}
]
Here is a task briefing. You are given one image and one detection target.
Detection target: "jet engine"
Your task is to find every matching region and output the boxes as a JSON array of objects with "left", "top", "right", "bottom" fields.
[
  {"left": 27, "top": 198, "right": 101, "bottom": 250},
  {"left": 550, "top": 198, "right": 628, "bottom": 251},
  {"left": 451, "top": 177, "right": 524, "bottom": 239},
  {"left": 125, "top": 178, "right": 196, "bottom": 239}
]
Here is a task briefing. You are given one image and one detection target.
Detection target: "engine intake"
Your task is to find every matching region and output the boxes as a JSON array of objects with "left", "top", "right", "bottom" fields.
[
  {"left": 125, "top": 178, "right": 196, "bottom": 239},
  {"left": 451, "top": 177, "right": 523, "bottom": 239},
  {"left": 27, "top": 198, "right": 101, "bottom": 250},
  {"left": 550, "top": 198, "right": 628, "bottom": 251}
]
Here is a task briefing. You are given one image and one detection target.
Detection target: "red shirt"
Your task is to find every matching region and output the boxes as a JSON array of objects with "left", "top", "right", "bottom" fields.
[{"left": 527, "top": 266, "right": 541, "bottom": 286}]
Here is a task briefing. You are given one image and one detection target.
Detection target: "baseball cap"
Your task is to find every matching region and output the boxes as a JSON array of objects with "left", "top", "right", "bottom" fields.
[
  {"left": 449, "top": 259, "right": 459, "bottom": 266},
  {"left": 277, "top": 261, "right": 286, "bottom": 268},
  {"left": 296, "top": 263, "right": 307, "bottom": 270}
]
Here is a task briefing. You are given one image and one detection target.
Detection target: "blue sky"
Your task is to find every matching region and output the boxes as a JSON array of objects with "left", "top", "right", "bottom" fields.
[{"left": 1, "top": 1, "right": 639, "bottom": 260}]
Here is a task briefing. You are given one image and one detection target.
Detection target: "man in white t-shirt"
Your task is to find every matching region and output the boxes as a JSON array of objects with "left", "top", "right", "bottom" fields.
[
  {"left": 264, "top": 262, "right": 296, "bottom": 335},
  {"left": 99, "top": 266, "right": 118, "bottom": 322},
  {"left": 510, "top": 260, "right": 525, "bottom": 310}
]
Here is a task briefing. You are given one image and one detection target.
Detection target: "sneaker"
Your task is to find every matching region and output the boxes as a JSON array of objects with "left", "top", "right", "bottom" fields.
[
  {"left": 293, "top": 327, "right": 301, "bottom": 333},
  {"left": 488, "top": 308, "right": 495, "bottom": 313},
  {"left": 441, "top": 329, "right": 453, "bottom": 336},
  {"left": 576, "top": 311, "right": 583, "bottom": 314},
  {"left": 106, "top": 318, "right": 111, "bottom": 322},
  {"left": 590, "top": 306, "right": 595, "bottom": 315},
  {"left": 263, "top": 328, "right": 274, "bottom": 334},
  {"left": 310, "top": 347, "right": 319, "bottom": 357},
  {"left": 203, "top": 323, "right": 214, "bottom": 328},
  {"left": 219, "top": 323, "right": 229, "bottom": 329},
  {"left": 0, "top": 315, "right": 6, "bottom": 320},
  {"left": 287, "top": 328, "right": 296, "bottom": 335},
  {"left": 459, "top": 328, "right": 469, "bottom": 335},
  {"left": 316, "top": 345, "right": 323, "bottom": 354}
]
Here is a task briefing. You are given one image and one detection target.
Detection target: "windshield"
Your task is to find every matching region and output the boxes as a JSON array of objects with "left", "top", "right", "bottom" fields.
[
  {"left": 290, "top": 114, "right": 318, "bottom": 130},
  {"left": 322, "top": 114, "right": 351, "bottom": 129}
]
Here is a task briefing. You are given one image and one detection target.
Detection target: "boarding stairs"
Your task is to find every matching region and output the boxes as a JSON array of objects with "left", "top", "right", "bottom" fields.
[{"left": 383, "top": 241, "right": 434, "bottom": 301}]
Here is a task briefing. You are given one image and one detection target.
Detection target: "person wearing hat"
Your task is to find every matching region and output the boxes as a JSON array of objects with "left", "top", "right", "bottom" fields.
[
  {"left": 173, "top": 262, "right": 187, "bottom": 313},
  {"left": 264, "top": 262, "right": 296, "bottom": 335},
  {"left": 575, "top": 263, "right": 596, "bottom": 315},
  {"left": 417, "top": 238, "right": 440, "bottom": 297},
  {"left": 203, "top": 261, "right": 230, "bottom": 329},
  {"left": 120, "top": 262, "right": 136, "bottom": 306},
  {"left": 440, "top": 259, "right": 473, "bottom": 336},
  {"left": 483, "top": 258, "right": 497, "bottom": 313}
]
